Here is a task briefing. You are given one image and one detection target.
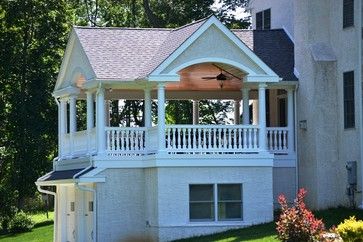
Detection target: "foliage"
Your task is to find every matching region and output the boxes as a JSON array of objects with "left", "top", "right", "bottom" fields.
[
  {"left": 7, "top": 211, "right": 34, "bottom": 233},
  {"left": 0, "top": 224, "right": 53, "bottom": 242},
  {"left": 276, "top": 188, "right": 325, "bottom": 242},
  {"left": 336, "top": 216, "right": 363, "bottom": 242},
  {"left": 22, "top": 193, "right": 46, "bottom": 213}
]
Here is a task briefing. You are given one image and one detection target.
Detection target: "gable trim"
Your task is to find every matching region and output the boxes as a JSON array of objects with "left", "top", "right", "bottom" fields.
[{"left": 150, "top": 16, "right": 279, "bottom": 79}]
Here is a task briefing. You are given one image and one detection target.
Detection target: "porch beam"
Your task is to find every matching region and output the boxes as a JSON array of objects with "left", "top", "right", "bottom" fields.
[
  {"left": 287, "top": 89, "right": 294, "bottom": 152},
  {"left": 234, "top": 99, "right": 241, "bottom": 125},
  {"left": 157, "top": 83, "right": 166, "bottom": 152},
  {"left": 192, "top": 100, "right": 199, "bottom": 125},
  {"left": 144, "top": 88, "right": 152, "bottom": 127},
  {"left": 258, "top": 84, "right": 267, "bottom": 151},
  {"left": 96, "top": 87, "right": 106, "bottom": 155},
  {"left": 242, "top": 88, "right": 250, "bottom": 125}
]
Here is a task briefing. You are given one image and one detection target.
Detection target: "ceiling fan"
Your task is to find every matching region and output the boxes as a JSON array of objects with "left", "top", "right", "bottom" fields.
[{"left": 201, "top": 65, "right": 240, "bottom": 88}]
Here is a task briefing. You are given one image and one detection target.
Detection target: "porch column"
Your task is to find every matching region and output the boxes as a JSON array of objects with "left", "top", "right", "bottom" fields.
[
  {"left": 59, "top": 98, "right": 68, "bottom": 158},
  {"left": 144, "top": 88, "right": 152, "bottom": 128},
  {"left": 234, "top": 99, "right": 240, "bottom": 124},
  {"left": 287, "top": 89, "right": 294, "bottom": 152},
  {"left": 192, "top": 100, "right": 199, "bottom": 125},
  {"left": 157, "top": 83, "right": 166, "bottom": 152},
  {"left": 252, "top": 100, "right": 259, "bottom": 125},
  {"left": 258, "top": 84, "right": 267, "bottom": 150},
  {"left": 86, "top": 91, "right": 94, "bottom": 154},
  {"left": 242, "top": 88, "right": 250, "bottom": 125},
  {"left": 96, "top": 87, "right": 106, "bottom": 155},
  {"left": 69, "top": 95, "right": 77, "bottom": 156}
]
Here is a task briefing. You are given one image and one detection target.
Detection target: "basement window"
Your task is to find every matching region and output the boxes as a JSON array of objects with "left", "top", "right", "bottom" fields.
[
  {"left": 344, "top": 71, "right": 355, "bottom": 129},
  {"left": 189, "top": 185, "right": 214, "bottom": 221},
  {"left": 218, "top": 184, "right": 243, "bottom": 220},
  {"left": 343, "top": 0, "right": 354, "bottom": 28}
]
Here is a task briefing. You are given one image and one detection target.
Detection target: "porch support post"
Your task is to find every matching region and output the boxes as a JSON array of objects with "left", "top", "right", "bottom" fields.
[
  {"left": 96, "top": 86, "right": 106, "bottom": 155},
  {"left": 252, "top": 100, "right": 259, "bottom": 125},
  {"left": 69, "top": 95, "right": 77, "bottom": 156},
  {"left": 144, "top": 88, "right": 152, "bottom": 128},
  {"left": 59, "top": 98, "right": 68, "bottom": 158},
  {"left": 157, "top": 83, "right": 166, "bottom": 152},
  {"left": 86, "top": 91, "right": 94, "bottom": 154},
  {"left": 192, "top": 100, "right": 199, "bottom": 125},
  {"left": 242, "top": 88, "right": 250, "bottom": 125},
  {"left": 258, "top": 84, "right": 267, "bottom": 150},
  {"left": 234, "top": 99, "right": 240, "bottom": 124},
  {"left": 287, "top": 89, "right": 294, "bottom": 153}
]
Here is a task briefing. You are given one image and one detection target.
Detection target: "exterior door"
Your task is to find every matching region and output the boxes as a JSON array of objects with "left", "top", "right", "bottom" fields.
[
  {"left": 85, "top": 192, "right": 94, "bottom": 242},
  {"left": 66, "top": 188, "right": 76, "bottom": 242}
]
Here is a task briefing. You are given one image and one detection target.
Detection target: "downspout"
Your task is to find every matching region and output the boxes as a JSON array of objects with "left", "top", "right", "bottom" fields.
[
  {"left": 73, "top": 159, "right": 97, "bottom": 242},
  {"left": 37, "top": 185, "right": 57, "bottom": 242},
  {"left": 358, "top": 0, "right": 363, "bottom": 209}
]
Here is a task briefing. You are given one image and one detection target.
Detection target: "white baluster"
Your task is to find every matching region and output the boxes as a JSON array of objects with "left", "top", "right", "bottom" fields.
[
  {"left": 233, "top": 128, "right": 237, "bottom": 149},
  {"left": 273, "top": 130, "right": 277, "bottom": 151},
  {"left": 248, "top": 128, "right": 252, "bottom": 149},
  {"left": 177, "top": 128, "right": 181, "bottom": 149},
  {"left": 172, "top": 128, "right": 176, "bottom": 149},
  {"left": 193, "top": 128, "right": 196, "bottom": 150},
  {"left": 223, "top": 128, "right": 227, "bottom": 149},
  {"left": 202, "top": 128, "right": 206, "bottom": 149},
  {"left": 125, "top": 130, "right": 129, "bottom": 151},
  {"left": 116, "top": 130, "right": 120, "bottom": 151},
  {"left": 182, "top": 128, "right": 186, "bottom": 149},
  {"left": 238, "top": 128, "right": 242, "bottom": 149},
  {"left": 253, "top": 128, "right": 257, "bottom": 149},
  {"left": 187, "top": 128, "right": 191, "bottom": 149},
  {"left": 283, "top": 130, "right": 287, "bottom": 150},
  {"left": 111, "top": 130, "right": 115, "bottom": 151},
  {"left": 228, "top": 128, "right": 232, "bottom": 149},
  {"left": 208, "top": 128, "right": 212, "bottom": 150},
  {"left": 243, "top": 129, "right": 247, "bottom": 149},
  {"left": 213, "top": 128, "right": 217, "bottom": 149},
  {"left": 278, "top": 130, "right": 282, "bottom": 151},
  {"left": 106, "top": 130, "right": 111, "bottom": 151},
  {"left": 269, "top": 130, "right": 273, "bottom": 150},
  {"left": 198, "top": 128, "right": 202, "bottom": 149}
]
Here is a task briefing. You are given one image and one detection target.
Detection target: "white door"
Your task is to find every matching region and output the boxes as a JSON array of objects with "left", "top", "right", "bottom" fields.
[
  {"left": 85, "top": 192, "right": 94, "bottom": 242},
  {"left": 66, "top": 187, "right": 76, "bottom": 242}
]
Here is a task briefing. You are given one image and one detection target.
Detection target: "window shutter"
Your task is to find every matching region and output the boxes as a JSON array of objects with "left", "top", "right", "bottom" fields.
[
  {"left": 263, "top": 9, "right": 271, "bottom": 30},
  {"left": 343, "top": 0, "right": 354, "bottom": 28},
  {"left": 343, "top": 71, "right": 355, "bottom": 128},
  {"left": 256, "top": 11, "right": 263, "bottom": 30}
]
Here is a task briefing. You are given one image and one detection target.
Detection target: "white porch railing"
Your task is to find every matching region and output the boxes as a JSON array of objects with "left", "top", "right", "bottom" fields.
[
  {"left": 165, "top": 125, "right": 259, "bottom": 153},
  {"left": 267, "top": 127, "right": 289, "bottom": 154},
  {"left": 61, "top": 128, "right": 96, "bottom": 157},
  {"left": 106, "top": 127, "right": 147, "bottom": 155}
]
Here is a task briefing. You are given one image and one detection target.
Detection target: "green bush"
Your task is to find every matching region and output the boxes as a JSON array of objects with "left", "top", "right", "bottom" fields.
[
  {"left": 336, "top": 216, "right": 363, "bottom": 242},
  {"left": 7, "top": 211, "right": 34, "bottom": 233}
]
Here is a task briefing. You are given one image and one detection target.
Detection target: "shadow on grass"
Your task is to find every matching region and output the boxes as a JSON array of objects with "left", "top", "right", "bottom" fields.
[{"left": 174, "top": 222, "right": 278, "bottom": 242}]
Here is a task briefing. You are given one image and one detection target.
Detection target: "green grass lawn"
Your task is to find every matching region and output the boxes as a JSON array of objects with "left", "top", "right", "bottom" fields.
[{"left": 0, "top": 208, "right": 363, "bottom": 242}]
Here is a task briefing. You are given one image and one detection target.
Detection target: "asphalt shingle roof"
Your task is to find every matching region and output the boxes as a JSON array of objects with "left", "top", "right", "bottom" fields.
[{"left": 74, "top": 19, "right": 297, "bottom": 81}]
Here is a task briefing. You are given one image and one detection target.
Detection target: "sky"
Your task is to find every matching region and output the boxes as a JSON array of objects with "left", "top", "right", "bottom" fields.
[{"left": 211, "top": 1, "right": 250, "bottom": 20}]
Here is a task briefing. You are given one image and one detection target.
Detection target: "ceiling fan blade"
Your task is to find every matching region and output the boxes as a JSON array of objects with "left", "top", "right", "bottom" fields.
[
  {"left": 201, "top": 77, "right": 217, "bottom": 80},
  {"left": 212, "top": 64, "right": 241, "bottom": 80}
]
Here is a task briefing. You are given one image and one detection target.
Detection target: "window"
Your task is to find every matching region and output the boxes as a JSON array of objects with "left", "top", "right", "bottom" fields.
[
  {"left": 189, "top": 184, "right": 243, "bottom": 221},
  {"left": 218, "top": 184, "right": 243, "bottom": 220},
  {"left": 89, "top": 201, "right": 94, "bottom": 212},
  {"left": 189, "top": 185, "right": 214, "bottom": 221},
  {"left": 343, "top": 0, "right": 354, "bottom": 28},
  {"left": 344, "top": 71, "right": 355, "bottom": 128},
  {"left": 256, "top": 9, "right": 271, "bottom": 30}
]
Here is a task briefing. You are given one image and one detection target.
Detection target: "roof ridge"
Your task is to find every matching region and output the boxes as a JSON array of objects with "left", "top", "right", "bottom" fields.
[
  {"left": 73, "top": 26, "right": 172, "bottom": 31},
  {"left": 171, "top": 15, "right": 211, "bottom": 32}
]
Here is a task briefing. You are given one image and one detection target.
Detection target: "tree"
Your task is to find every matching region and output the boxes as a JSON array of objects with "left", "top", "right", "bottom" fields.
[{"left": 0, "top": 0, "right": 74, "bottom": 207}]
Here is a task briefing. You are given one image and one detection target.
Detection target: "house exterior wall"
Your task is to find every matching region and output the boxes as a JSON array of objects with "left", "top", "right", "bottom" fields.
[
  {"left": 250, "top": 0, "right": 363, "bottom": 209},
  {"left": 249, "top": 0, "right": 294, "bottom": 39}
]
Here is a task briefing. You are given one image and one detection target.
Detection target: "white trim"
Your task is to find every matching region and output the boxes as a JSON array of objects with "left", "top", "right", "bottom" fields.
[
  {"left": 244, "top": 75, "right": 280, "bottom": 83},
  {"left": 53, "top": 86, "right": 80, "bottom": 98},
  {"left": 293, "top": 67, "right": 300, "bottom": 79},
  {"left": 282, "top": 26, "right": 294, "bottom": 44},
  {"left": 167, "top": 57, "right": 256, "bottom": 76},
  {"left": 150, "top": 16, "right": 279, "bottom": 79},
  {"left": 148, "top": 74, "right": 180, "bottom": 82}
]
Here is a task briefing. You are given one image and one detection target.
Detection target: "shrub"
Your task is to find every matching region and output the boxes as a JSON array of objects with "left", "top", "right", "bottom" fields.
[
  {"left": 336, "top": 216, "right": 363, "bottom": 242},
  {"left": 7, "top": 211, "right": 34, "bottom": 233},
  {"left": 276, "top": 188, "right": 325, "bottom": 242}
]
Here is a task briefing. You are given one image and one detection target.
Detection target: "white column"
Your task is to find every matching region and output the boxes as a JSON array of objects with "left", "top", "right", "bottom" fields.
[
  {"left": 192, "top": 100, "right": 199, "bottom": 125},
  {"left": 234, "top": 99, "right": 241, "bottom": 125},
  {"left": 96, "top": 87, "right": 106, "bottom": 155},
  {"left": 242, "top": 88, "right": 250, "bottom": 125},
  {"left": 69, "top": 95, "right": 77, "bottom": 155},
  {"left": 258, "top": 84, "right": 267, "bottom": 150},
  {"left": 157, "top": 83, "right": 166, "bottom": 152},
  {"left": 86, "top": 91, "right": 94, "bottom": 154},
  {"left": 59, "top": 98, "right": 68, "bottom": 158},
  {"left": 287, "top": 89, "right": 294, "bottom": 153},
  {"left": 105, "top": 100, "right": 110, "bottom": 127},
  {"left": 144, "top": 88, "right": 152, "bottom": 128},
  {"left": 252, "top": 100, "right": 259, "bottom": 125}
]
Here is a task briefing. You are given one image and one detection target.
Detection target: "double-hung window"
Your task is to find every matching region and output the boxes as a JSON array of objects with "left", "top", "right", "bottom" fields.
[
  {"left": 256, "top": 9, "right": 271, "bottom": 30},
  {"left": 343, "top": 71, "right": 355, "bottom": 129},
  {"left": 189, "top": 184, "right": 243, "bottom": 221},
  {"left": 343, "top": 0, "right": 354, "bottom": 28}
]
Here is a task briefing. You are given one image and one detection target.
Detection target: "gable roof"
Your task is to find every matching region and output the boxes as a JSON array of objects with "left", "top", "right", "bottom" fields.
[{"left": 72, "top": 17, "right": 296, "bottom": 82}]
